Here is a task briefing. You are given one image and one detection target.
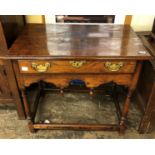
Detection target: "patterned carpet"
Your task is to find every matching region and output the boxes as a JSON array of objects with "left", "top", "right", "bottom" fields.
[{"left": 0, "top": 91, "right": 155, "bottom": 139}]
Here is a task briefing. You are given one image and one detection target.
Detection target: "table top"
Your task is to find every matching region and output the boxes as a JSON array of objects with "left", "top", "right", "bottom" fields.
[{"left": 5, "top": 24, "right": 152, "bottom": 60}]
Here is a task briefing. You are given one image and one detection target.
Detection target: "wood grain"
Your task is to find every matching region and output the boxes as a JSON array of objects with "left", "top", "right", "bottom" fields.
[
  {"left": 6, "top": 24, "right": 151, "bottom": 60},
  {"left": 18, "top": 60, "right": 136, "bottom": 74}
]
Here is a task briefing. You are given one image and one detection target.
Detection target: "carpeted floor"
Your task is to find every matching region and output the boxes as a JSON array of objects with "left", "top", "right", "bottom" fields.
[{"left": 0, "top": 92, "right": 155, "bottom": 139}]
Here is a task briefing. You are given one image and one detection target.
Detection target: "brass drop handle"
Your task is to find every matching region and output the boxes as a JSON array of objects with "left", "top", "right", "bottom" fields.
[
  {"left": 105, "top": 62, "right": 124, "bottom": 71},
  {"left": 69, "top": 61, "right": 86, "bottom": 68},
  {"left": 31, "top": 62, "right": 51, "bottom": 73}
]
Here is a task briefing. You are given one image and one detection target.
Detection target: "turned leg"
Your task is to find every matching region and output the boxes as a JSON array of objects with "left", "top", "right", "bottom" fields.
[
  {"left": 119, "top": 62, "right": 142, "bottom": 134},
  {"left": 21, "top": 88, "right": 36, "bottom": 132},
  {"left": 21, "top": 88, "right": 31, "bottom": 119},
  {"left": 119, "top": 88, "right": 133, "bottom": 134},
  {"left": 111, "top": 83, "right": 122, "bottom": 121}
]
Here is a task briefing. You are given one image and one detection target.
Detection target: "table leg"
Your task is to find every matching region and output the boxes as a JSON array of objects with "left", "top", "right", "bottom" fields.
[
  {"left": 111, "top": 83, "right": 122, "bottom": 122},
  {"left": 119, "top": 62, "right": 142, "bottom": 134},
  {"left": 21, "top": 88, "right": 37, "bottom": 132},
  {"left": 21, "top": 88, "right": 31, "bottom": 119},
  {"left": 119, "top": 88, "right": 133, "bottom": 133}
]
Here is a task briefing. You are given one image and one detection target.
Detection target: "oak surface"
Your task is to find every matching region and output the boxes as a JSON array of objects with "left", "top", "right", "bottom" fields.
[{"left": 6, "top": 24, "right": 151, "bottom": 60}]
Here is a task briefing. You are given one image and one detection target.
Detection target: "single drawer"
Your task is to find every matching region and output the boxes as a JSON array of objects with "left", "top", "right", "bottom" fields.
[{"left": 18, "top": 60, "right": 136, "bottom": 74}]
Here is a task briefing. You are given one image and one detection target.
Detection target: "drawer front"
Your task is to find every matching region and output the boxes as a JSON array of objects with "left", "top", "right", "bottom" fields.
[{"left": 18, "top": 60, "right": 136, "bottom": 74}]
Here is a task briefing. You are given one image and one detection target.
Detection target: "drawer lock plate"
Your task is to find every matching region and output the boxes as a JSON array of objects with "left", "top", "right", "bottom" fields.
[{"left": 31, "top": 62, "right": 51, "bottom": 72}]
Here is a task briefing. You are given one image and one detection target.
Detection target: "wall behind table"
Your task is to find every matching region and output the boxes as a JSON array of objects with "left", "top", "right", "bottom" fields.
[
  {"left": 25, "top": 15, "right": 44, "bottom": 23},
  {"left": 24, "top": 15, "right": 155, "bottom": 32},
  {"left": 131, "top": 15, "right": 155, "bottom": 32}
]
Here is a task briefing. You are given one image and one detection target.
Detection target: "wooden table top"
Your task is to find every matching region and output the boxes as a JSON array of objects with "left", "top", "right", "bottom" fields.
[{"left": 6, "top": 24, "right": 152, "bottom": 60}]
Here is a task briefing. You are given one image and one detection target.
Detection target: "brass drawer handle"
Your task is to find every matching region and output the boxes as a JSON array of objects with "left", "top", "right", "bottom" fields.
[
  {"left": 105, "top": 62, "right": 124, "bottom": 71},
  {"left": 31, "top": 62, "right": 51, "bottom": 72},
  {"left": 69, "top": 61, "right": 86, "bottom": 68}
]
